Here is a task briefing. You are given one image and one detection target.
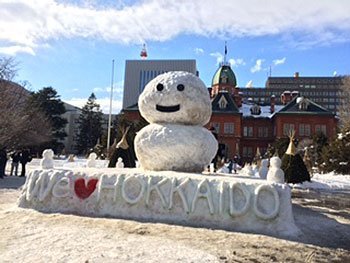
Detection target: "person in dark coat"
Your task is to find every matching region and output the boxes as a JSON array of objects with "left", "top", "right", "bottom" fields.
[
  {"left": 10, "top": 151, "right": 20, "bottom": 176},
  {"left": 19, "top": 149, "right": 32, "bottom": 177},
  {"left": 0, "top": 147, "right": 8, "bottom": 179}
]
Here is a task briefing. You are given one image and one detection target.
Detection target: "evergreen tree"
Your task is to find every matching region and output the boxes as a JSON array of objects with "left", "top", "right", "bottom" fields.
[
  {"left": 320, "top": 127, "right": 350, "bottom": 174},
  {"left": 76, "top": 93, "right": 104, "bottom": 154},
  {"left": 29, "top": 87, "right": 67, "bottom": 153},
  {"left": 310, "top": 131, "right": 329, "bottom": 169}
]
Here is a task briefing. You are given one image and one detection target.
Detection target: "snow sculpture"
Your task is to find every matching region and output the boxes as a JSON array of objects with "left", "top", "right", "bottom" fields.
[
  {"left": 267, "top": 156, "right": 285, "bottom": 183},
  {"left": 135, "top": 71, "right": 218, "bottom": 172},
  {"left": 86, "top": 152, "right": 97, "bottom": 168},
  {"left": 116, "top": 157, "right": 124, "bottom": 168},
  {"left": 242, "top": 164, "right": 254, "bottom": 177},
  {"left": 259, "top": 159, "right": 269, "bottom": 179},
  {"left": 40, "top": 149, "right": 54, "bottom": 169}
]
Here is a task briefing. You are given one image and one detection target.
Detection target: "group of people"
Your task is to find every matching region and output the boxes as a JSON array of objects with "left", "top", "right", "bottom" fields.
[{"left": 0, "top": 148, "right": 32, "bottom": 179}]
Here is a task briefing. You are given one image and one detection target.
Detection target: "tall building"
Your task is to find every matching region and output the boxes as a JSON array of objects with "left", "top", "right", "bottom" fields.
[
  {"left": 239, "top": 73, "right": 345, "bottom": 114},
  {"left": 122, "top": 59, "right": 197, "bottom": 109}
]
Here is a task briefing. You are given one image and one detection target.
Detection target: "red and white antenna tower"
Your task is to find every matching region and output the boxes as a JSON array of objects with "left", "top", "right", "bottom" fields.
[{"left": 140, "top": 43, "right": 148, "bottom": 59}]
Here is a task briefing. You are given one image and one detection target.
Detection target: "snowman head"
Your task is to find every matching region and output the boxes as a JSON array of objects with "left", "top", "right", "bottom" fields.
[
  {"left": 88, "top": 152, "right": 97, "bottom": 160},
  {"left": 138, "top": 71, "right": 211, "bottom": 125},
  {"left": 42, "top": 149, "right": 54, "bottom": 159},
  {"left": 270, "top": 156, "right": 281, "bottom": 168}
]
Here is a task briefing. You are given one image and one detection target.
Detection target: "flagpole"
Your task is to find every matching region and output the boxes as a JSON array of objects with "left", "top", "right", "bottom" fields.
[{"left": 107, "top": 59, "right": 115, "bottom": 152}]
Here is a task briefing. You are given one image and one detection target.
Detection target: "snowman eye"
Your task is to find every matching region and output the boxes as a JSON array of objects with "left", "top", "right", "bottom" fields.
[
  {"left": 156, "top": 83, "right": 164, "bottom": 91},
  {"left": 177, "top": 84, "right": 185, "bottom": 91}
]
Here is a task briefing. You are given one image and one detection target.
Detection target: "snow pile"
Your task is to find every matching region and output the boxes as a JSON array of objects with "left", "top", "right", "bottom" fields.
[{"left": 291, "top": 172, "right": 350, "bottom": 190}]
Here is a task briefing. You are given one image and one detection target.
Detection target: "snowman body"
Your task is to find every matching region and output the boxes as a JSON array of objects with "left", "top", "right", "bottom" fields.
[
  {"left": 266, "top": 156, "right": 285, "bottom": 183},
  {"left": 135, "top": 124, "right": 217, "bottom": 172},
  {"left": 135, "top": 71, "right": 218, "bottom": 173}
]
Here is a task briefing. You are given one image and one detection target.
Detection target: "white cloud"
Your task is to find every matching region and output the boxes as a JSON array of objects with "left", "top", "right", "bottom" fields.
[
  {"left": 273, "top": 57, "right": 286, "bottom": 66},
  {"left": 333, "top": 71, "right": 337, "bottom": 76},
  {"left": 210, "top": 52, "right": 223, "bottom": 65},
  {"left": 245, "top": 80, "right": 253, "bottom": 88},
  {"left": 229, "top": 58, "right": 245, "bottom": 68},
  {"left": 92, "top": 80, "right": 124, "bottom": 96},
  {"left": 0, "top": 45, "right": 35, "bottom": 56},
  {"left": 1, "top": 0, "right": 350, "bottom": 55},
  {"left": 64, "top": 96, "right": 122, "bottom": 114},
  {"left": 250, "top": 59, "right": 264, "bottom": 73},
  {"left": 194, "top": 47, "right": 204, "bottom": 54}
]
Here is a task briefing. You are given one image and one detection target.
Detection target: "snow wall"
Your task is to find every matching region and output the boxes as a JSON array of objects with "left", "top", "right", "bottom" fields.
[{"left": 18, "top": 168, "right": 299, "bottom": 237}]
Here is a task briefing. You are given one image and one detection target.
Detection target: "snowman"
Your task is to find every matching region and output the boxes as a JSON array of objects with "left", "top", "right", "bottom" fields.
[
  {"left": 86, "top": 152, "right": 97, "bottom": 168},
  {"left": 266, "top": 156, "right": 285, "bottom": 183},
  {"left": 259, "top": 159, "right": 269, "bottom": 179},
  {"left": 116, "top": 157, "right": 124, "bottom": 168},
  {"left": 40, "top": 149, "right": 54, "bottom": 169},
  {"left": 134, "top": 71, "right": 218, "bottom": 173}
]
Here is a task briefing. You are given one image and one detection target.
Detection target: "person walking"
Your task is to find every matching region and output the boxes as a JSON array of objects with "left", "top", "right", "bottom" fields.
[
  {"left": 10, "top": 151, "right": 20, "bottom": 176},
  {"left": 19, "top": 149, "right": 32, "bottom": 177},
  {"left": 0, "top": 147, "right": 8, "bottom": 179}
]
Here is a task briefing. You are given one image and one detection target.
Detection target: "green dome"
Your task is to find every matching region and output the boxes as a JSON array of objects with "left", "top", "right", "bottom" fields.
[{"left": 211, "top": 65, "right": 237, "bottom": 87}]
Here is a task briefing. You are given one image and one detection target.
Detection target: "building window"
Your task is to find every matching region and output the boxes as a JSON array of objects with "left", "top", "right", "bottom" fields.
[
  {"left": 299, "top": 124, "right": 311, "bottom": 137},
  {"left": 315, "top": 124, "right": 327, "bottom": 135},
  {"left": 258, "top": 127, "right": 268, "bottom": 137},
  {"left": 243, "top": 126, "right": 253, "bottom": 137},
  {"left": 283, "top": 123, "right": 295, "bottom": 136},
  {"left": 218, "top": 96, "right": 228, "bottom": 109},
  {"left": 224, "top": 123, "right": 235, "bottom": 134},
  {"left": 243, "top": 147, "right": 253, "bottom": 158}
]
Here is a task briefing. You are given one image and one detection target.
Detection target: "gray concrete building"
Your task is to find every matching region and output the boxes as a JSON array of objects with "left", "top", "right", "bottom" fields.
[
  {"left": 122, "top": 59, "right": 197, "bottom": 109},
  {"left": 61, "top": 102, "right": 117, "bottom": 154},
  {"left": 239, "top": 73, "right": 346, "bottom": 114}
]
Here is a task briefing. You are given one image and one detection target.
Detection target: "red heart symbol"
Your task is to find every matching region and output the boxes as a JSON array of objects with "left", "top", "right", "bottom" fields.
[{"left": 74, "top": 178, "right": 98, "bottom": 199}]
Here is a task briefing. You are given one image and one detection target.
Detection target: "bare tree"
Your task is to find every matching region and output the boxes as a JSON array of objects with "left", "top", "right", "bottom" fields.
[
  {"left": 339, "top": 76, "right": 350, "bottom": 129},
  {"left": 0, "top": 59, "right": 52, "bottom": 149},
  {"left": 0, "top": 57, "right": 18, "bottom": 81}
]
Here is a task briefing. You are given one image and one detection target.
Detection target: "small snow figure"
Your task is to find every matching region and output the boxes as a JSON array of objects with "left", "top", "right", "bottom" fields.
[
  {"left": 251, "top": 163, "right": 259, "bottom": 176},
  {"left": 116, "top": 157, "right": 124, "bottom": 168},
  {"left": 266, "top": 156, "right": 285, "bottom": 183},
  {"left": 243, "top": 163, "right": 254, "bottom": 177},
  {"left": 87, "top": 152, "right": 97, "bottom": 168},
  {"left": 259, "top": 159, "right": 269, "bottom": 179},
  {"left": 40, "top": 149, "right": 54, "bottom": 169}
]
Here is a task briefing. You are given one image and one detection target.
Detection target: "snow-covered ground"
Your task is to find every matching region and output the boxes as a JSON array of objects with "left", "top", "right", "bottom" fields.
[{"left": 1, "top": 157, "right": 349, "bottom": 262}]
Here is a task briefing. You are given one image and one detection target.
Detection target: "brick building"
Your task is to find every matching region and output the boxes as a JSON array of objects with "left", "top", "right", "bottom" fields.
[{"left": 208, "top": 63, "right": 337, "bottom": 162}]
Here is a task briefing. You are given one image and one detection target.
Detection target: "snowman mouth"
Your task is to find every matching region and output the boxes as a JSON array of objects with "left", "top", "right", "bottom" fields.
[{"left": 156, "top": 104, "right": 180, "bottom": 112}]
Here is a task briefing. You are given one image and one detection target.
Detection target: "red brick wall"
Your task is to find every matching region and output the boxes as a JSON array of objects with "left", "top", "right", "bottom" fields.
[
  {"left": 206, "top": 114, "right": 242, "bottom": 157},
  {"left": 274, "top": 114, "right": 337, "bottom": 139}
]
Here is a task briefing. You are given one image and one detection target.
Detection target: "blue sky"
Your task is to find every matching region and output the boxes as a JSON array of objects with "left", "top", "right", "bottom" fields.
[{"left": 1, "top": 0, "right": 350, "bottom": 113}]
